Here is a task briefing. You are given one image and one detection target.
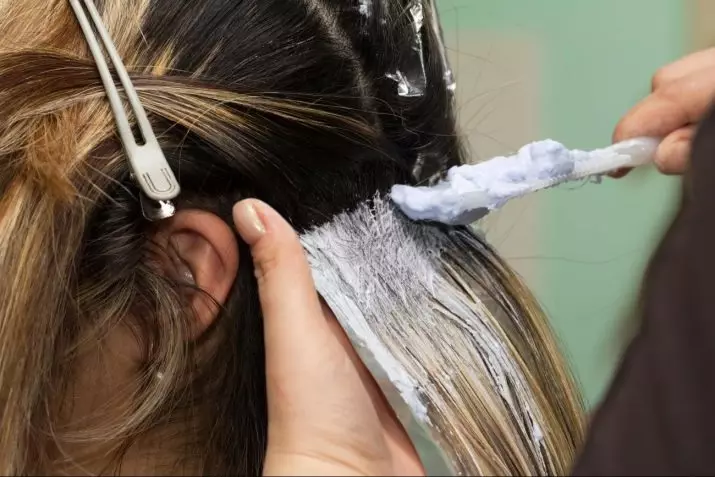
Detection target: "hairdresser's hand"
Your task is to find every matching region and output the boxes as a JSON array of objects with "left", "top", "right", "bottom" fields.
[
  {"left": 232, "top": 199, "right": 424, "bottom": 477},
  {"left": 612, "top": 48, "right": 715, "bottom": 177}
]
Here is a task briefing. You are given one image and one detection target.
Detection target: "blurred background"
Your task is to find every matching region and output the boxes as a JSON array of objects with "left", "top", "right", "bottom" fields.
[{"left": 436, "top": 0, "right": 711, "bottom": 407}]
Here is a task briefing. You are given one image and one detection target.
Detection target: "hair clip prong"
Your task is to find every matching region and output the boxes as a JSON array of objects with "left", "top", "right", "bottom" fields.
[{"left": 69, "top": 0, "right": 181, "bottom": 220}]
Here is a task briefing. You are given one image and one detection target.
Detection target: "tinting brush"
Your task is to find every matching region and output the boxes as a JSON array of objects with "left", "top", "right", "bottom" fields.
[{"left": 390, "top": 137, "right": 660, "bottom": 225}]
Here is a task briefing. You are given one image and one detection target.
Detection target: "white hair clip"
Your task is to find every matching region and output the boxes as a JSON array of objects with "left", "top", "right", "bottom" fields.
[{"left": 69, "top": 0, "right": 180, "bottom": 221}]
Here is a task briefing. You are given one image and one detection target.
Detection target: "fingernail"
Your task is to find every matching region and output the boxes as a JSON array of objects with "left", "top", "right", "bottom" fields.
[{"left": 233, "top": 200, "right": 266, "bottom": 245}]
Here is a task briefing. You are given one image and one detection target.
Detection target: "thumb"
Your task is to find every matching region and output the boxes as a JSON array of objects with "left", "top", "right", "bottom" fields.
[
  {"left": 232, "top": 200, "right": 342, "bottom": 427},
  {"left": 232, "top": 199, "right": 323, "bottom": 326},
  {"left": 232, "top": 200, "right": 395, "bottom": 476}
]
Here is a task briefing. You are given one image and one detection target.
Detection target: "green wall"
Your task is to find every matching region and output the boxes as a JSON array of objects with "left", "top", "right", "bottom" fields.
[{"left": 438, "top": 0, "right": 684, "bottom": 404}]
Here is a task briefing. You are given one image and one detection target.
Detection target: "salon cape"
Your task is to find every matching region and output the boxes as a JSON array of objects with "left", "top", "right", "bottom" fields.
[{"left": 572, "top": 103, "right": 715, "bottom": 475}]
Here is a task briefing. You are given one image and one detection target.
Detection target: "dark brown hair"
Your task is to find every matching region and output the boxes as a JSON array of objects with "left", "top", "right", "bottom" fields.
[{"left": 0, "top": 1, "right": 583, "bottom": 474}]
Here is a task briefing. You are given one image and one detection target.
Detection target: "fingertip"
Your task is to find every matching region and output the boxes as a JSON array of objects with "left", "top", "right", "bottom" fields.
[
  {"left": 653, "top": 127, "right": 696, "bottom": 176},
  {"left": 612, "top": 109, "right": 651, "bottom": 144},
  {"left": 608, "top": 168, "right": 632, "bottom": 179},
  {"left": 613, "top": 93, "right": 691, "bottom": 145},
  {"left": 655, "top": 139, "right": 691, "bottom": 175},
  {"left": 612, "top": 102, "right": 647, "bottom": 144},
  {"left": 233, "top": 199, "right": 304, "bottom": 256},
  {"left": 233, "top": 200, "right": 267, "bottom": 246},
  {"left": 232, "top": 199, "right": 314, "bottom": 305}
]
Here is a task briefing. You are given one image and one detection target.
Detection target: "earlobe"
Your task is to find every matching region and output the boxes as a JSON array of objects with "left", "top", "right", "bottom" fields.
[{"left": 154, "top": 210, "right": 240, "bottom": 338}]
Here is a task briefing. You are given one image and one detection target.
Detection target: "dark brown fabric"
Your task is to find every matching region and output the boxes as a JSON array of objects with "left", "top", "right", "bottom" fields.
[{"left": 573, "top": 104, "right": 715, "bottom": 476}]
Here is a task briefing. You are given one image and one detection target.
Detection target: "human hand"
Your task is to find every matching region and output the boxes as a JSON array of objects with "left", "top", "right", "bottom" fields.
[
  {"left": 611, "top": 48, "right": 715, "bottom": 178},
  {"left": 232, "top": 199, "right": 424, "bottom": 476}
]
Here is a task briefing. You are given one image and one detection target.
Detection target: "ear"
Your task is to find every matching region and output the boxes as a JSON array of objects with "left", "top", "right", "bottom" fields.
[{"left": 153, "top": 209, "right": 239, "bottom": 338}]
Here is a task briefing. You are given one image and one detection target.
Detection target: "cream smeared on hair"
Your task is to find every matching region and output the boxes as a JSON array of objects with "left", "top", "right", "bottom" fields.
[{"left": 301, "top": 196, "right": 584, "bottom": 475}]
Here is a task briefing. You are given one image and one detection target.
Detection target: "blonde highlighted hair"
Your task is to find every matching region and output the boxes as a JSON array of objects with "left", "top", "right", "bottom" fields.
[{"left": 0, "top": 0, "right": 583, "bottom": 474}]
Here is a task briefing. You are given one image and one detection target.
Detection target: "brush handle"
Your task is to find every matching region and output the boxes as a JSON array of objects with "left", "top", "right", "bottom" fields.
[
  {"left": 511, "top": 137, "right": 661, "bottom": 198},
  {"left": 572, "top": 137, "right": 659, "bottom": 177}
]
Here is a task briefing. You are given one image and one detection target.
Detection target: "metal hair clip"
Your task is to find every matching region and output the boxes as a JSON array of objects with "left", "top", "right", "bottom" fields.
[{"left": 69, "top": 0, "right": 180, "bottom": 221}]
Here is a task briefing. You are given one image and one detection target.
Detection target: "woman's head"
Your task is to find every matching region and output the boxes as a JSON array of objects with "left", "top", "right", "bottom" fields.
[
  {"left": 0, "top": 0, "right": 462, "bottom": 474},
  {"left": 0, "top": 1, "right": 582, "bottom": 475}
]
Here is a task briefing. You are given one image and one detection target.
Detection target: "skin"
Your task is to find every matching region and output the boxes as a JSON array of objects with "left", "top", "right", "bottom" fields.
[
  {"left": 62, "top": 204, "right": 423, "bottom": 475},
  {"left": 233, "top": 200, "right": 424, "bottom": 476},
  {"left": 611, "top": 47, "right": 715, "bottom": 177},
  {"left": 57, "top": 211, "right": 243, "bottom": 474}
]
